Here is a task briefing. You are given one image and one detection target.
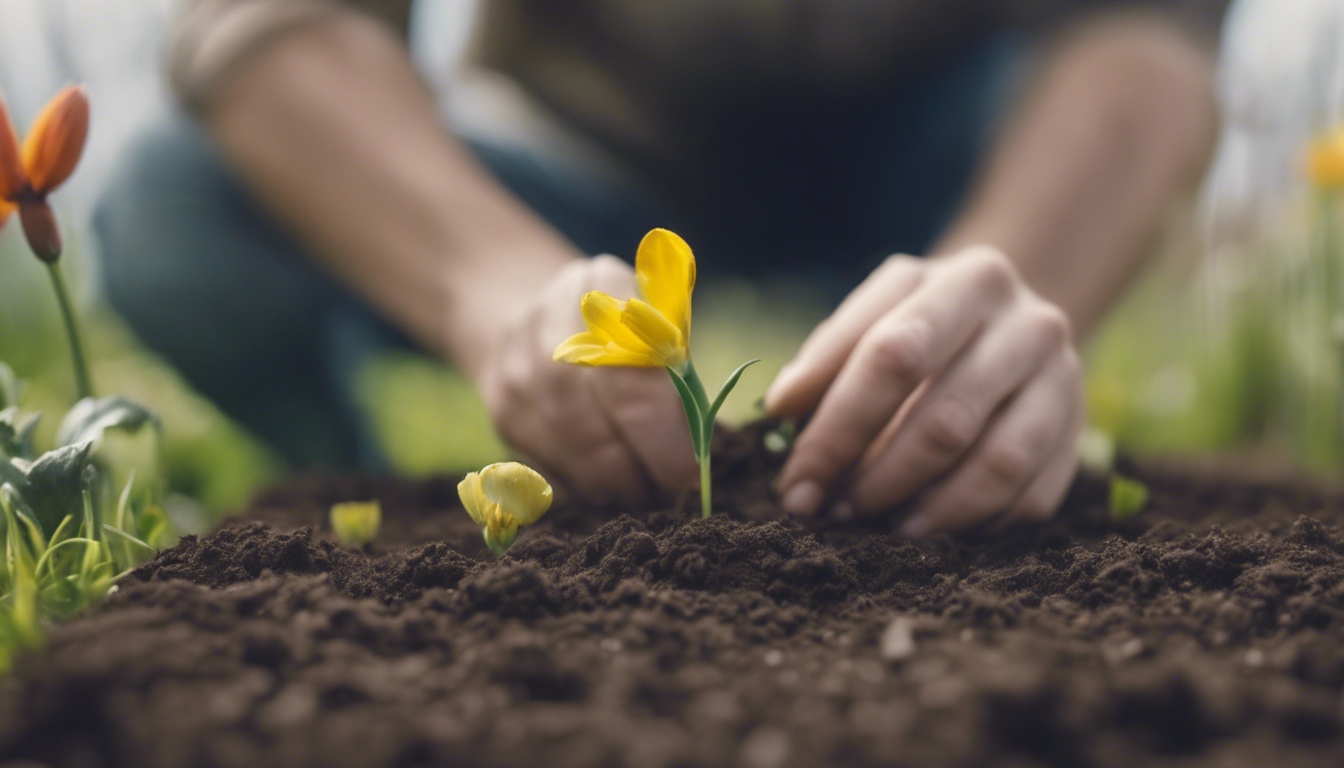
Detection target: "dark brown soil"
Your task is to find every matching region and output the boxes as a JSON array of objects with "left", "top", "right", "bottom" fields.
[{"left": 3, "top": 423, "right": 1344, "bottom": 768}]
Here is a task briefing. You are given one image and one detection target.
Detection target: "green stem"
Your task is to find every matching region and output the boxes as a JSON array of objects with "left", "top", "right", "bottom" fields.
[
  {"left": 681, "top": 362, "right": 714, "bottom": 517},
  {"left": 45, "top": 263, "right": 92, "bottom": 400}
]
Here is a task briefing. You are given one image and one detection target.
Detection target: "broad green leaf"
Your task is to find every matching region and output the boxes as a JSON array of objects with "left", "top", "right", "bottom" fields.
[
  {"left": 56, "top": 396, "right": 160, "bottom": 449},
  {"left": 707, "top": 359, "right": 761, "bottom": 424},
  {"left": 16, "top": 441, "right": 93, "bottom": 534}
]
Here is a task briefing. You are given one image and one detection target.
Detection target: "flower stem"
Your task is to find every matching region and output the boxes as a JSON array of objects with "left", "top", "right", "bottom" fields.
[
  {"left": 46, "top": 262, "right": 92, "bottom": 400},
  {"left": 681, "top": 362, "right": 714, "bottom": 517}
]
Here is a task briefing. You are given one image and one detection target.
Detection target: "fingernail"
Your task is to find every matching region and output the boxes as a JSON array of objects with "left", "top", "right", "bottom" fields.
[
  {"left": 764, "top": 363, "right": 799, "bottom": 413},
  {"left": 781, "top": 481, "right": 823, "bottom": 516},
  {"left": 899, "top": 514, "right": 931, "bottom": 538}
]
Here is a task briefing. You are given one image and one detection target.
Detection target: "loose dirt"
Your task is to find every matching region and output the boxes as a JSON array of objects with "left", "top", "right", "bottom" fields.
[{"left": 2, "top": 423, "right": 1343, "bottom": 767}]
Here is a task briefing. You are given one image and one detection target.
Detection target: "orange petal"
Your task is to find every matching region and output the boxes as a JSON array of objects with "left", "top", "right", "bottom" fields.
[
  {"left": 0, "top": 95, "right": 25, "bottom": 200},
  {"left": 21, "top": 85, "right": 89, "bottom": 194},
  {"left": 0, "top": 198, "right": 13, "bottom": 230}
]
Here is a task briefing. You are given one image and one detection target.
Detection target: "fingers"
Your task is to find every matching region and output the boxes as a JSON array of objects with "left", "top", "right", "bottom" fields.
[
  {"left": 764, "top": 255, "right": 924, "bottom": 417},
  {"left": 776, "top": 247, "right": 1019, "bottom": 515},
  {"left": 897, "top": 348, "right": 1083, "bottom": 537},
  {"left": 992, "top": 394, "right": 1085, "bottom": 529},
  {"left": 589, "top": 367, "right": 699, "bottom": 491},
  {"left": 847, "top": 300, "right": 1073, "bottom": 514}
]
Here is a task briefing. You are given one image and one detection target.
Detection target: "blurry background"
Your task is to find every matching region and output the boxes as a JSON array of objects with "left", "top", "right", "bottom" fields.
[{"left": 0, "top": 0, "right": 1340, "bottom": 521}]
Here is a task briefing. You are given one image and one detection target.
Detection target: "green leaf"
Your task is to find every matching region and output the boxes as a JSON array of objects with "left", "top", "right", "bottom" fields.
[
  {"left": 0, "top": 408, "right": 39, "bottom": 460},
  {"left": 667, "top": 367, "right": 705, "bottom": 457},
  {"left": 56, "top": 396, "right": 160, "bottom": 449},
  {"left": 706, "top": 359, "right": 761, "bottom": 424},
  {"left": 1109, "top": 475, "right": 1149, "bottom": 522},
  {"left": 16, "top": 441, "right": 94, "bottom": 534}
]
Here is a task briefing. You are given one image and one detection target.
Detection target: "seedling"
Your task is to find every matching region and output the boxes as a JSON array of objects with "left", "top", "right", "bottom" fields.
[
  {"left": 458, "top": 462, "right": 552, "bottom": 556},
  {"left": 554, "top": 228, "right": 758, "bottom": 516},
  {"left": 330, "top": 501, "right": 381, "bottom": 546},
  {"left": 1108, "top": 475, "right": 1150, "bottom": 522}
]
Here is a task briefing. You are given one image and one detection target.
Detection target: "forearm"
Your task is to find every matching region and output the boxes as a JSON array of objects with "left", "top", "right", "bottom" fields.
[
  {"left": 188, "top": 12, "right": 581, "bottom": 378},
  {"left": 936, "top": 15, "right": 1218, "bottom": 338}
]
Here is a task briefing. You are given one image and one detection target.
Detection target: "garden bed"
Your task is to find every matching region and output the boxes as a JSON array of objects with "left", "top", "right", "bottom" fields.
[{"left": 2, "top": 423, "right": 1344, "bottom": 767}]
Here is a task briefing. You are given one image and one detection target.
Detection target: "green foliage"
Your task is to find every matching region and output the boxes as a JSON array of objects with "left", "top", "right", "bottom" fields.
[
  {"left": 668, "top": 359, "right": 760, "bottom": 517},
  {"left": 0, "top": 368, "right": 166, "bottom": 672}
]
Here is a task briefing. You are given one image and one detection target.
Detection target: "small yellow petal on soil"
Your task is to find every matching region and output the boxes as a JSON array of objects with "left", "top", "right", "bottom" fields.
[{"left": 329, "top": 501, "right": 381, "bottom": 546}]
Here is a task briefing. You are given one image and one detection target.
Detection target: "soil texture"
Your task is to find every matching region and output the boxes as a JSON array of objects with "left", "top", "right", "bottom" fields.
[{"left": 3, "top": 423, "right": 1344, "bottom": 767}]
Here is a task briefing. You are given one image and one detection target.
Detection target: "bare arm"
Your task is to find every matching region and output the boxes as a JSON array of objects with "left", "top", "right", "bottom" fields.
[
  {"left": 936, "top": 13, "right": 1219, "bottom": 337},
  {"left": 183, "top": 10, "right": 581, "bottom": 379},
  {"left": 172, "top": 5, "right": 698, "bottom": 502}
]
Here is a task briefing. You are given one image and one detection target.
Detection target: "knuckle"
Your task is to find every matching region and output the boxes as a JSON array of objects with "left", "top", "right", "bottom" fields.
[
  {"left": 1030, "top": 304, "right": 1073, "bottom": 347},
  {"left": 918, "top": 401, "right": 978, "bottom": 456},
  {"left": 964, "top": 245, "right": 1017, "bottom": 295},
  {"left": 795, "top": 432, "right": 863, "bottom": 478},
  {"left": 980, "top": 446, "right": 1034, "bottom": 489},
  {"left": 864, "top": 320, "right": 932, "bottom": 381}
]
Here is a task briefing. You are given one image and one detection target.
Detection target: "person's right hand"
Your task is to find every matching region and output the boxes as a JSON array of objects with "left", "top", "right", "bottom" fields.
[{"left": 472, "top": 255, "right": 699, "bottom": 507}]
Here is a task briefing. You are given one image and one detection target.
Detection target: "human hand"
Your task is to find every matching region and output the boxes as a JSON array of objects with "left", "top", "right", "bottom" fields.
[
  {"left": 473, "top": 256, "right": 698, "bottom": 506},
  {"left": 765, "top": 246, "right": 1084, "bottom": 536}
]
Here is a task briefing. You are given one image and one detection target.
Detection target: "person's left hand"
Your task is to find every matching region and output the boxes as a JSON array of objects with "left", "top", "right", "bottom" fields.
[{"left": 765, "top": 245, "right": 1084, "bottom": 536}]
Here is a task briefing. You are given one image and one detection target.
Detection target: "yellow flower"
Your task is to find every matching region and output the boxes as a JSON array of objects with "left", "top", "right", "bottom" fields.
[
  {"left": 1307, "top": 127, "right": 1344, "bottom": 190},
  {"left": 458, "top": 462, "right": 553, "bottom": 556},
  {"left": 553, "top": 228, "right": 696, "bottom": 372}
]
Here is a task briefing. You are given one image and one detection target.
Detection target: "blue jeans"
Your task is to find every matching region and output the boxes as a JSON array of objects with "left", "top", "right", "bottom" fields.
[{"left": 95, "top": 42, "right": 1013, "bottom": 469}]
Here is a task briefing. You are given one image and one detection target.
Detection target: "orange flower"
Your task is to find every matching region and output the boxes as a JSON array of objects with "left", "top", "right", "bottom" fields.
[{"left": 0, "top": 85, "right": 89, "bottom": 262}]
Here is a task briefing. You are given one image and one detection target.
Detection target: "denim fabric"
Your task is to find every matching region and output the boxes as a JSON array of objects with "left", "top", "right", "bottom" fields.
[{"left": 94, "top": 40, "right": 1015, "bottom": 469}]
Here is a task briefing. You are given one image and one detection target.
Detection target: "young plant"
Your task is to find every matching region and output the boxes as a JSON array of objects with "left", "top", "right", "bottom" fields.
[
  {"left": 458, "top": 462, "right": 553, "bottom": 557},
  {"left": 0, "top": 368, "right": 164, "bottom": 672},
  {"left": 1108, "top": 476, "right": 1150, "bottom": 523},
  {"left": 553, "top": 228, "right": 758, "bottom": 517},
  {"left": 330, "top": 501, "right": 381, "bottom": 547},
  {"left": 0, "top": 85, "right": 93, "bottom": 399}
]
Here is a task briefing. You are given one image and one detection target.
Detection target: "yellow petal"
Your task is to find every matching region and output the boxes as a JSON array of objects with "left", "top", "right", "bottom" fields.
[
  {"left": 481, "top": 461, "right": 553, "bottom": 526},
  {"left": 581, "top": 291, "right": 651, "bottom": 351},
  {"left": 457, "top": 471, "right": 494, "bottom": 526},
  {"left": 552, "top": 332, "right": 663, "bottom": 367},
  {"left": 635, "top": 228, "right": 695, "bottom": 342},
  {"left": 620, "top": 298, "right": 687, "bottom": 370}
]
